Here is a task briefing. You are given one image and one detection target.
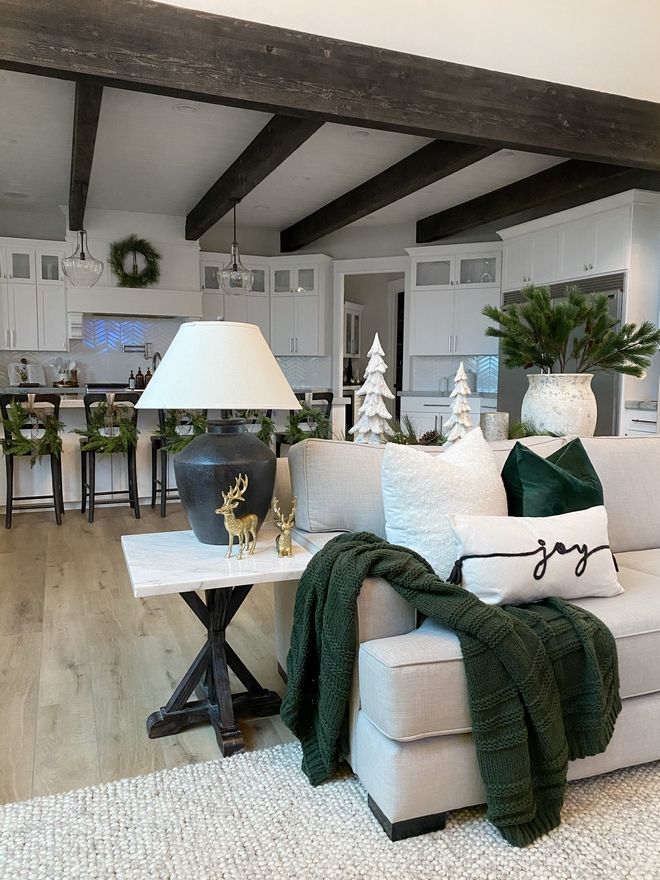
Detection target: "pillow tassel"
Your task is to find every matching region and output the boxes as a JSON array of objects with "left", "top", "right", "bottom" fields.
[{"left": 448, "top": 558, "right": 463, "bottom": 585}]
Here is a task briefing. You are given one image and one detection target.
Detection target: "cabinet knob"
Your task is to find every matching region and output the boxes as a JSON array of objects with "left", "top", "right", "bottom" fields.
[{"left": 584, "top": 264, "right": 588, "bottom": 271}]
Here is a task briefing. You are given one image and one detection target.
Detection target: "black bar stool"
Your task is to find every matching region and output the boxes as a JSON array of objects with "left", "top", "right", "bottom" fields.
[
  {"left": 150, "top": 409, "right": 207, "bottom": 517},
  {"left": 275, "top": 392, "right": 334, "bottom": 456},
  {"left": 80, "top": 393, "right": 140, "bottom": 523},
  {"left": 0, "top": 393, "right": 64, "bottom": 528}
]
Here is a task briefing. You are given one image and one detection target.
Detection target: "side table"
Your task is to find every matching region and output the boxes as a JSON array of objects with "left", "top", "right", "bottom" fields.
[{"left": 121, "top": 523, "right": 311, "bottom": 756}]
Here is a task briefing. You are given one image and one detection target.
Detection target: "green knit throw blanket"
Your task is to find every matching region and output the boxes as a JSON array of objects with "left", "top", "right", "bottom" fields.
[{"left": 280, "top": 532, "right": 621, "bottom": 847}]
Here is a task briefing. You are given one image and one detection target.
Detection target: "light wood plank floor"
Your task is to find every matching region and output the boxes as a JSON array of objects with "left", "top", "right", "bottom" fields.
[{"left": 0, "top": 503, "right": 295, "bottom": 806}]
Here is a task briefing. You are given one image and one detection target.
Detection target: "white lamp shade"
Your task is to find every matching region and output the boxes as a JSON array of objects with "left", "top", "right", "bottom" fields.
[{"left": 136, "top": 321, "right": 301, "bottom": 411}]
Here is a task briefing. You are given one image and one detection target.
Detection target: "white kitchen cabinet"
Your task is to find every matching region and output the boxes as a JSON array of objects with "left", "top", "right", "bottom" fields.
[
  {"left": 271, "top": 264, "right": 317, "bottom": 295},
  {"left": 502, "top": 228, "right": 558, "bottom": 290},
  {"left": 344, "top": 301, "right": 363, "bottom": 358},
  {"left": 409, "top": 287, "right": 499, "bottom": 356},
  {"left": 5, "top": 246, "right": 35, "bottom": 283},
  {"left": 411, "top": 246, "right": 500, "bottom": 292},
  {"left": 409, "top": 290, "right": 454, "bottom": 355},
  {"left": 454, "top": 288, "right": 500, "bottom": 355},
  {"left": 270, "top": 294, "right": 320, "bottom": 355},
  {"left": 270, "top": 294, "right": 296, "bottom": 355},
  {"left": 0, "top": 283, "right": 39, "bottom": 350},
  {"left": 202, "top": 292, "right": 224, "bottom": 321},
  {"left": 557, "top": 208, "right": 629, "bottom": 280},
  {"left": 224, "top": 293, "right": 270, "bottom": 341},
  {"left": 38, "top": 285, "right": 68, "bottom": 351}
]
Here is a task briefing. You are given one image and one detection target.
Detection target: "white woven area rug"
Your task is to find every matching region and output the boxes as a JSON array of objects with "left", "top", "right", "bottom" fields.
[{"left": 1, "top": 743, "right": 659, "bottom": 880}]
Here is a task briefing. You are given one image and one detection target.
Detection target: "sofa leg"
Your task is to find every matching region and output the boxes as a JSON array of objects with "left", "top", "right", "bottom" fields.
[{"left": 368, "top": 796, "right": 446, "bottom": 841}]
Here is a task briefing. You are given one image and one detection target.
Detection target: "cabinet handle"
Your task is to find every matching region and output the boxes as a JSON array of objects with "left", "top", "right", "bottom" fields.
[
  {"left": 434, "top": 415, "right": 438, "bottom": 431},
  {"left": 589, "top": 263, "right": 593, "bottom": 270},
  {"left": 448, "top": 334, "right": 453, "bottom": 353},
  {"left": 4, "top": 329, "right": 7, "bottom": 347},
  {"left": 11, "top": 329, "right": 15, "bottom": 347},
  {"left": 454, "top": 335, "right": 458, "bottom": 352},
  {"left": 631, "top": 418, "right": 657, "bottom": 425},
  {"left": 583, "top": 264, "right": 589, "bottom": 271},
  {"left": 295, "top": 337, "right": 298, "bottom": 353}
]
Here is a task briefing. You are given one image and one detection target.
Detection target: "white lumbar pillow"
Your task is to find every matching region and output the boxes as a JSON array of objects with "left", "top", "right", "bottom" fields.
[
  {"left": 382, "top": 428, "right": 507, "bottom": 579},
  {"left": 447, "top": 505, "right": 623, "bottom": 606}
]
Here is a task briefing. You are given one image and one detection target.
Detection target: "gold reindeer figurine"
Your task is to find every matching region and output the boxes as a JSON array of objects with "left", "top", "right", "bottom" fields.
[
  {"left": 215, "top": 474, "right": 258, "bottom": 560},
  {"left": 272, "top": 496, "right": 297, "bottom": 557}
]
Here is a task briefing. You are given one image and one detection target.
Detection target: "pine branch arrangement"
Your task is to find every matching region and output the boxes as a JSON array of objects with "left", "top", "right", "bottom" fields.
[
  {"left": 483, "top": 285, "right": 660, "bottom": 375},
  {"left": 1, "top": 401, "right": 63, "bottom": 466},
  {"left": 157, "top": 409, "right": 207, "bottom": 453},
  {"left": 76, "top": 401, "right": 139, "bottom": 453}
]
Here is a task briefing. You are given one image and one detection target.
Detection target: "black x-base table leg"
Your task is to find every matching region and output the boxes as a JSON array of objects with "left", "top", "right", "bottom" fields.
[{"left": 146, "top": 585, "right": 282, "bottom": 756}]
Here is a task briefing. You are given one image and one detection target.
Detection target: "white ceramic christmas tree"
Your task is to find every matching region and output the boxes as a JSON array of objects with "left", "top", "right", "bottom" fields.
[
  {"left": 349, "top": 332, "right": 394, "bottom": 445},
  {"left": 444, "top": 361, "right": 473, "bottom": 446}
]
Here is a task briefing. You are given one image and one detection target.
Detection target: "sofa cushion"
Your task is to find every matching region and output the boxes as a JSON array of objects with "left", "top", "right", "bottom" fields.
[
  {"left": 580, "top": 436, "right": 660, "bottom": 553},
  {"left": 616, "top": 548, "right": 660, "bottom": 577},
  {"left": 288, "top": 435, "right": 568, "bottom": 537},
  {"left": 358, "top": 565, "right": 660, "bottom": 742},
  {"left": 501, "top": 438, "right": 603, "bottom": 517},
  {"left": 382, "top": 429, "right": 507, "bottom": 580}
]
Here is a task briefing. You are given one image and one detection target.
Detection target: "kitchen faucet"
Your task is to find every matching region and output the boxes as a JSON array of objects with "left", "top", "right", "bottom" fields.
[{"left": 152, "top": 351, "right": 162, "bottom": 371}]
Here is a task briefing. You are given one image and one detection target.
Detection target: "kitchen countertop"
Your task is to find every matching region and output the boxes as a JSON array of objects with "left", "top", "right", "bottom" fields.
[{"left": 625, "top": 400, "right": 658, "bottom": 411}]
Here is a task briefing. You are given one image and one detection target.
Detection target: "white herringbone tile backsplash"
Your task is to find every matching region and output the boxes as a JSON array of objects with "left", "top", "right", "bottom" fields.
[{"left": 0, "top": 317, "right": 332, "bottom": 390}]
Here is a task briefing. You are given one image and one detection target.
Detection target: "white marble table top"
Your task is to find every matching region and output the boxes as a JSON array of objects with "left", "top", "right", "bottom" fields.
[{"left": 121, "top": 523, "right": 312, "bottom": 598}]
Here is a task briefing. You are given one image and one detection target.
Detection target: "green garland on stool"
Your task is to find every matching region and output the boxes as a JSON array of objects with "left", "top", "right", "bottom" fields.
[{"left": 110, "top": 234, "right": 161, "bottom": 288}]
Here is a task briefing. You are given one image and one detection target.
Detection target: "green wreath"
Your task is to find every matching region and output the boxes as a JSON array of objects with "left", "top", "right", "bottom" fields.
[{"left": 110, "top": 234, "right": 161, "bottom": 288}]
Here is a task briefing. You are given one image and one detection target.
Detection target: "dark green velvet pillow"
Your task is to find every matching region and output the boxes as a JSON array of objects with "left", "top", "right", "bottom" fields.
[{"left": 502, "top": 438, "right": 604, "bottom": 517}]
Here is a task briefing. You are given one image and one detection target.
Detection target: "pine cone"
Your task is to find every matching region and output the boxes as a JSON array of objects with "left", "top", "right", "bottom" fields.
[{"left": 418, "top": 429, "right": 443, "bottom": 446}]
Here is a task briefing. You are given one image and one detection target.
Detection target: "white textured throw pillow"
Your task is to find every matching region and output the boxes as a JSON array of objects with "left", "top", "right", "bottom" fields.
[
  {"left": 382, "top": 428, "right": 507, "bottom": 579},
  {"left": 447, "top": 505, "right": 623, "bottom": 606}
]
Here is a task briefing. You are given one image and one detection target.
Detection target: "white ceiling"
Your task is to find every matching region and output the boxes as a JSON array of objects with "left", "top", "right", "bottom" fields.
[{"left": 0, "top": 68, "right": 564, "bottom": 242}]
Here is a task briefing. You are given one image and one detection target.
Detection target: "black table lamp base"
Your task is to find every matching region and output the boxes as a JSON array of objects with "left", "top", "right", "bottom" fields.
[{"left": 174, "top": 419, "right": 276, "bottom": 545}]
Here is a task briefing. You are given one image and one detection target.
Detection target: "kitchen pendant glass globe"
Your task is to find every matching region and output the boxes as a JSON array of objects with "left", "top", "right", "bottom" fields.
[
  {"left": 61, "top": 230, "right": 104, "bottom": 287},
  {"left": 218, "top": 243, "right": 254, "bottom": 294}
]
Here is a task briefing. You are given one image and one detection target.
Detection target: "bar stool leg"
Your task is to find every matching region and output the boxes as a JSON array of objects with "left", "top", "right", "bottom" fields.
[
  {"left": 151, "top": 442, "right": 158, "bottom": 508},
  {"left": 88, "top": 452, "right": 96, "bottom": 524},
  {"left": 131, "top": 446, "right": 141, "bottom": 520},
  {"left": 80, "top": 450, "right": 87, "bottom": 514},
  {"left": 57, "top": 456, "right": 65, "bottom": 516},
  {"left": 160, "top": 447, "right": 168, "bottom": 517},
  {"left": 5, "top": 453, "right": 13, "bottom": 529},
  {"left": 50, "top": 453, "right": 62, "bottom": 526}
]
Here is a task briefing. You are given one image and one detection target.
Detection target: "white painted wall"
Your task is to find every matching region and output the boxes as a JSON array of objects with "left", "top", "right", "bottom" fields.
[{"left": 158, "top": 0, "right": 660, "bottom": 102}]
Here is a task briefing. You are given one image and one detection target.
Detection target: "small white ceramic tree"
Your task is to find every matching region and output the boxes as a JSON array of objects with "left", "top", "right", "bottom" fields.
[
  {"left": 349, "top": 332, "right": 394, "bottom": 445},
  {"left": 444, "top": 361, "right": 473, "bottom": 445}
]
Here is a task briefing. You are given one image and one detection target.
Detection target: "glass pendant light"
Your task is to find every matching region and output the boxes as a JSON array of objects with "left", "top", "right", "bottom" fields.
[
  {"left": 218, "top": 200, "right": 254, "bottom": 294},
  {"left": 61, "top": 229, "right": 104, "bottom": 287}
]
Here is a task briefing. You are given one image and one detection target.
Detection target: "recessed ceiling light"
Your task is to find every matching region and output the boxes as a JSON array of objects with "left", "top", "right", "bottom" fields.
[
  {"left": 254, "top": 204, "right": 270, "bottom": 212},
  {"left": 501, "top": 149, "right": 516, "bottom": 157},
  {"left": 174, "top": 103, "right": 199, "bottom": 114},
  {"left": 423, "top": 189, "right": 434, "bottom": 195},
  {"left": 350, "top": 130, "right": 370, "bottom": 139},
  {"left": 2, "top": 190, "right": 29, "bottom": 200},
  {"left": 291, "top": 175, "right": 311, "bottom": 183}
]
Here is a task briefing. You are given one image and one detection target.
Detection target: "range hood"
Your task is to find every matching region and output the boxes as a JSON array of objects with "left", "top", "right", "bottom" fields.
[{"left": 66, "top": 285, "right": 203, "bottom": 319}]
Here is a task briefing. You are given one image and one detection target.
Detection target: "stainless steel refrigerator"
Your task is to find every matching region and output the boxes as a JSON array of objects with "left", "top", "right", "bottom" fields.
[{"left": 495, "top": 274, "right": 625, "bottom": 436}]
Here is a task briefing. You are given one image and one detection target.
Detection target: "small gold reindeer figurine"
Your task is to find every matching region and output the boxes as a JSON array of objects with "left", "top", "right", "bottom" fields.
[
  {"left": 272, "top": 496, "right": 297, "bottom": 557},
  {"left": 215, "top": 474, "right": 258, "bottom": 560}
]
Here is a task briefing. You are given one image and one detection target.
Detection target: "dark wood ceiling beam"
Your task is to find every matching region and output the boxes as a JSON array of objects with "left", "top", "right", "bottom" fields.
[
  {"left": 185, "top": 115, "right": 322, "bottom": 241},
  {"left": 68, "top": 80, "right": 103, "bottom": 230},
  {"left": 1, "top": 0, "right": 660, "bottom": 170},
  {"left": 280, "top": 141, "right": 496, "bottom": 252},
  {"left": 416, "top": 161, "right": 660, "bottom": 242}
]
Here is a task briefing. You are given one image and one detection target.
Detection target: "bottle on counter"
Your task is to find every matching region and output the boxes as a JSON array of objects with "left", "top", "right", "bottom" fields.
[
  {"left": 135, "top": 367, "right": 145, "bottom": 390},
  {"left": 144, "top": 367, "right": 152, "bottom": 386},
  {"left": 128, "top": 370, "right": 136, "bottom": 390}
]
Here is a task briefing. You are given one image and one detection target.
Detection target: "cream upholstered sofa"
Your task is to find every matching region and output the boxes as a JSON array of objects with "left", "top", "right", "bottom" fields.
[{"left": 273, "top": 435, "right": 660, "bottom": 840}]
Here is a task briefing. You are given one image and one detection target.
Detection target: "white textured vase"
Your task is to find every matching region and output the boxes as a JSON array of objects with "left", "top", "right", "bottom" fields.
[{"left": 521, "top": 373, "right": 597, "bottom": 437}]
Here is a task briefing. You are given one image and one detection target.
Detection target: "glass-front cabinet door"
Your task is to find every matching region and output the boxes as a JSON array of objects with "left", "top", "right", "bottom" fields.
[
  {"left": 457, "top": 255, "right": 499, "bottom": 287},
  {"left": 251, "top": 268, "right": 266, "bottom": 293},
  {"left": 273, "top": 268, "right": 292, "bottom": 294},
  {"left": 413, "top": 258, "right": 452, "bottom": 289},
  {"left": 37, "top": 249, "right": 63, "bottom": 284},
  {"left": 8, "top": 248, "right": 35, "bottom": 283},
  {"left": 295, "top": 267, "right": 316, "bottom": 293},
  {"left": 202, "top": 262, "right": 221, "bottom": 290}
]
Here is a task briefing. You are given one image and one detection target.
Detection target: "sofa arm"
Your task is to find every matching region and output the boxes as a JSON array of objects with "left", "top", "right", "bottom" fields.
[
  {"left": 274, "top": 572, "right": 417, "bottom": 677},
  {"left": 356, "top": 576, "right": 417, "bottom": 644}
]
